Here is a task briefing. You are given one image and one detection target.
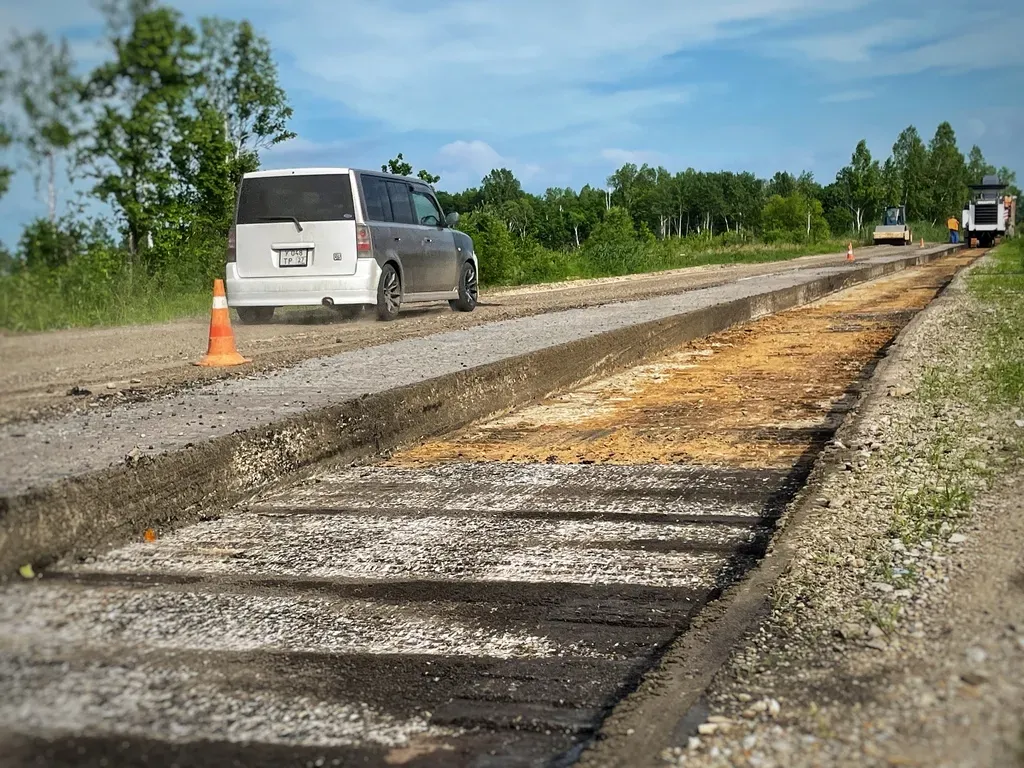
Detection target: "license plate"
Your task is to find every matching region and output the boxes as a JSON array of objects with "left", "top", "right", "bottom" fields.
[{"left": 278, "top": 249, "right": 309, "bottom": 267}]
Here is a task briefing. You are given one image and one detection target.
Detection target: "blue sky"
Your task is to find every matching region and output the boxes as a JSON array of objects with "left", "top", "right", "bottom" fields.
[{"left": 1, "top": 0, "right": 1022, "bottom": 245}]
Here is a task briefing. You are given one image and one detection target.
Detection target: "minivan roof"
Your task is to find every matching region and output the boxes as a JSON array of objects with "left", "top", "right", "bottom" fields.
[{"left": 242, "top": 167, "right": 431, "bottom": 184}]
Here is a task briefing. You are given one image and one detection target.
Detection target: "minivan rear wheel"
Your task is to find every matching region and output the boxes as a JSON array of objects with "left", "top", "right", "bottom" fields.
[
  {"left": 376, "top": 263, "right": 401, "bottom": 321},
  {"left": 236, "top": 306, "right": 275, "bottom": 324},
  {"left": 449, "top": 261, "right": 478, "bottom": 312}
]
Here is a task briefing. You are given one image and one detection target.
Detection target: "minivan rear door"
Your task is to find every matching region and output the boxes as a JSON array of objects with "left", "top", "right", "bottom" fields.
[{"left": 234, "top": 172, "right": 359, "bottom": 278}]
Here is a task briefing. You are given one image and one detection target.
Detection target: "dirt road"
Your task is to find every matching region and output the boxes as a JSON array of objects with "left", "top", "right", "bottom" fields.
[
  {"left": 0, "top": 245, "right": 911, "bottom": 424},
  {"left": 0, "top": 253, "right": 974, "bottom": 767}
]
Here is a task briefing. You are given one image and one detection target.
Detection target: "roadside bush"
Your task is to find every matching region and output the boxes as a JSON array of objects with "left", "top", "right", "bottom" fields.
[
  {"left": 457, "top": 210, "right": 519, "bottom": 285},
  {"left": 761, "top": 193, "right": 830, "bottom": 243}
]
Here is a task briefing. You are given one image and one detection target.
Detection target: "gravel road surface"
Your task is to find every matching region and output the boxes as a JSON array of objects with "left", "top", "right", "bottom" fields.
[{"left": 0, "top": 245, "right": 914, "bottom": 425}]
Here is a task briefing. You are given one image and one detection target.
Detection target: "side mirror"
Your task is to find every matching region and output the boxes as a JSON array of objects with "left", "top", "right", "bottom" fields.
[{"left": 445, "top": 211, "right": 460, "bottom": 227}]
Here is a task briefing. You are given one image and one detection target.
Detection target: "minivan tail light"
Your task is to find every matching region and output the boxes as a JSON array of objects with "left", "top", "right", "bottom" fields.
[
  {"left": 226, "top": 225, "right": 237, "bottom": 263},
  {"left": 356, "top": 224, "right": 372, "bottom": 253}
]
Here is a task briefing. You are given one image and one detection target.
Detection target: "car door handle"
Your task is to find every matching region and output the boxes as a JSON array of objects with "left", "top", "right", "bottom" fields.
[
  {"left": 422, "top": 237, "right": 432, "bottom": 244},
  {"left": 393, "top": 236, "right": 402, "bottom": 242}
]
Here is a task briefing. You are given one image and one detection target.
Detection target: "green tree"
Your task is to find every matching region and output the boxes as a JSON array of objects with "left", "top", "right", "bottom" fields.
[
  {"left": 761, "top": 193, "right": 829, "bottom": 243},
  {"left": 456, "top": 209, "right": 518, "bottom": 284},
  {"left": 380, "top": 153, "right": 440, "bottom": 184},
  {"left": 79, "top": 0, "right": 202, "bottom": 265},
  {"left": 836, "top": 140, "right": 882, "bottom": 232},
  {"left": 795, "top": 171, "right": 822, "bottom": 201},
  {"left": 766, "top": 171, "right": 797, "bottom": 199},
  {"left": 965, "top": 144, "right": 995, "bottom": 185},
  {"left": 167, "top": 101, "right": 242, "bottom": 276},
  {"left": 6, "top": 32, "right": 81, "bottom": 222},
  {"left": 0, "top": 242, "right": 16, "bottom": 275},
  {"left": 0, "top": 121, "right": 11, "bottom": 200},
  {"left": 16, "top": 217, "right": 86, "bottom": 270},
  {"left": 820, "top": 181, "right": 853, "bottom": 235},
  {"left": 583, "top": 206, "right": 642, "bottom": 275},
  {"left": 885, "top": 126, "right": 930, "bottom": 219},
  {"left": 197, "top": 18, "right": 294, "bottom": 162},
  {"left": 382, "top": 153, "right": 413, "bottom": 176},
  {"left": 481, "top": 167, "right": 522, "bottom": 207},
  {"left": 995, "top": 166, "right": 1021, "bottom": 198},
  {"left": 926, "top": 122, "right": 967, "bottom": 222}
]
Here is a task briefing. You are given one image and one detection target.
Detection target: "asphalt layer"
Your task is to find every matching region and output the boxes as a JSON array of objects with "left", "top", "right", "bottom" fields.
[
  {"left": 0, "top": 247, "right": 952, "bottom": 496},
  {"left": 0, "top": 463, "right": 795, "bottom": 767}
]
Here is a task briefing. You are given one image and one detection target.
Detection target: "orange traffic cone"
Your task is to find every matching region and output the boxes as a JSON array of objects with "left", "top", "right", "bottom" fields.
[
  {"left": 919, "top": 237, "right": 924, "bottom": 248},
  {"left": 846, "top": 242, "right": 855, "bottom": 262},
  {"left": 196, "top": 279, "right": 249, "bottom": 367}
]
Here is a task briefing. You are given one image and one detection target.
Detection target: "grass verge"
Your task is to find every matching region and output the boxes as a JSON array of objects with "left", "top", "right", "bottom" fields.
[
  {"left": 0, "top": 267, "right": 211, "bottom": 333},
  {"left": 871, "top": 238, "right": 1024, "bottom": 596},
  {"left": 0, "top": 234, "right": 922, "bottom": 333}
]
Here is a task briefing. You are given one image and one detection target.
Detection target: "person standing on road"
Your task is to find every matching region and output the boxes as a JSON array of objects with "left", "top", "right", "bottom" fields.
[{"left": 947, "top": 215, "right": 960, "bottom": 244}]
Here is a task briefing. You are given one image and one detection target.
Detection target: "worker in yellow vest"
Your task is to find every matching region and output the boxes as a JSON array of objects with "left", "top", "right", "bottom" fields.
[{"left": 946, "top": 215, "right": 960, "bottom": 244}]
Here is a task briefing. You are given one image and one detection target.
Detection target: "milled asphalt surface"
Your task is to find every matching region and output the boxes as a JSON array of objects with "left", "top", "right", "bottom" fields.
[
  {"left": 0, "top": 247, "right": 952, "bottom": 496},
  {"left": 0, "top": 463, "right": 794, "bottom": 766}
]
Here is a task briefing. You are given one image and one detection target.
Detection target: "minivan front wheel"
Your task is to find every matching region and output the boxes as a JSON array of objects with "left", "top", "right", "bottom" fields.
[
  {"left": 376, "top": 263, "right": 402, "bottom": 321},
  {"left": 236, "top": 306, "right": 275, "bottom": 324},
  {"left": 449, "top": 261, "right": 478, "bottom": 313}
]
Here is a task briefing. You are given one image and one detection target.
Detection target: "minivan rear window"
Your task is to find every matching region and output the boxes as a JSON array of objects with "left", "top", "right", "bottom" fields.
[{"left": 236, "top": 174, "right": 356, "bottom": 224}]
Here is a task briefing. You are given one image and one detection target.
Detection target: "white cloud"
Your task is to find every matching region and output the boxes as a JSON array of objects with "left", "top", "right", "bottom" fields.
[
  {"left": 774, "top": 5, "right": 1024, "bottom": 77},
  {"left": 437, "top": 140, "right": 506, "bottom": 176},
  {"left": 820, "top": 89, "right": 875, "bottom": 104},
  {"left": 260, "top": 0, "right": 866, "bottom": 136},
  {"left": 434, "top": 140, "right": 541, "bottom": 190}
]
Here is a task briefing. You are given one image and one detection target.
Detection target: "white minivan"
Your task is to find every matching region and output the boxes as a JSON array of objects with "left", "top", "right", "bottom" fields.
[{"left": 225, "top": 167, "right": 479, "bottom": 322}]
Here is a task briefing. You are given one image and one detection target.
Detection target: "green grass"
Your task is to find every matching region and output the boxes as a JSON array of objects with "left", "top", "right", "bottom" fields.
[
  {"left": 0, "top": 234, "right": 926, "bottom": 332},
  {"left": 0, "top": 267, "right": 210, "bottom": 332},
  {"left": 484, "top": 237, "right": 856, "bottom": 289},
  {"left": 909, "top": 220, "right": 951, "bottom": 245},
  {"left": 968, "top": 237, "right": 1024, "bottom": 405},
  {"left": 883, "top": 237, "right": 1024, "bottom": 549}
]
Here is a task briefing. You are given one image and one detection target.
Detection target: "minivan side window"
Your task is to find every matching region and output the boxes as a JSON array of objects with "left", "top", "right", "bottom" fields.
[
  {"left": 361, "top": 175, "right": 393, "bottom": 222},
  {"left": 385, "top": 181, "right": 416, "bottom": 225},
  {"left": 410, "top": 187, "right": 443, "bottom": 226}
]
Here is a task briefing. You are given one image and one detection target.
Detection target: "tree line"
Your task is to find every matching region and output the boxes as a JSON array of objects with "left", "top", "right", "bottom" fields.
[
  {"left": 426, "top": 123, "right": 1018, "bottom": 260},
  {"left": 0, "top": 0, "right": 292, "bottom": 277},
  {"left": 0, "top": 0, "right": 1019, "bottom": 288}
]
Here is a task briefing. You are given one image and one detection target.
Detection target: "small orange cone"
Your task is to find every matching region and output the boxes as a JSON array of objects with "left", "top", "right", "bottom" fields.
[
  {"left": 196, "top": 279, "right": 249, "bottom": 367},
  {"left": 846, "top": 242, "right": 855, "bottom": 262},
  {"left": 919, "top": 237, "right": 924, "bottom": 248}
]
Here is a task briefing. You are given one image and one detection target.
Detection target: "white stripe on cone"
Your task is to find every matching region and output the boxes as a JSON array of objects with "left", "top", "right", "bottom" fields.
[{"left": 212, "top": 297, "right": 228, "bottom": 310}]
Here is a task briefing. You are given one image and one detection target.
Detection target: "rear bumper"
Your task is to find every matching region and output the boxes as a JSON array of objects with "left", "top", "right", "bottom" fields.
[{"left": 225, "top": 259, "right": 381, "bottom": 307}]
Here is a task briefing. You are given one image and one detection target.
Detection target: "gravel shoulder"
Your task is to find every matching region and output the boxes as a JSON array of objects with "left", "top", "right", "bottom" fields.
[
  {"left": 663, "top": 252, "right": 1024, "bottom": 768},
  {"left": 0, "top": 246, "right": 904, "bottom": 425}
]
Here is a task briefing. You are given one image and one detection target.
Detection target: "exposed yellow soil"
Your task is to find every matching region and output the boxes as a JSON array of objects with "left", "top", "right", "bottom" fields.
[{"left": 390, "top": 254, "right": 977, "bottom": 469}]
